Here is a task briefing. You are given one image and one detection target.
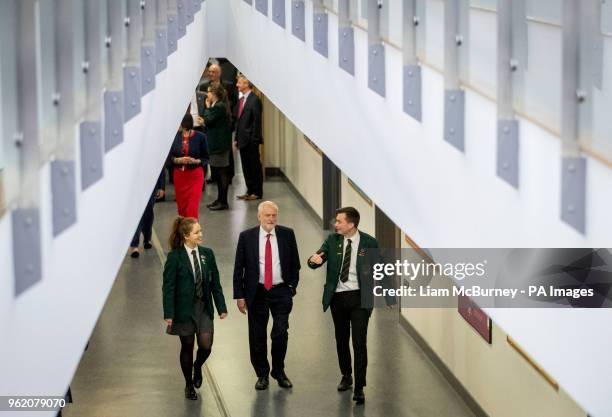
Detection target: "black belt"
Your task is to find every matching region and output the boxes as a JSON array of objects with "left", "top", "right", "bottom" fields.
[{"left": 258, "top": 282, "right": 287, "bottom": 289}]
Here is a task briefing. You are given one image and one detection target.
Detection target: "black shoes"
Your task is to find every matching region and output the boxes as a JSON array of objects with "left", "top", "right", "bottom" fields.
[
  {"left": 337, "top": 375, "right": 353, "bottom": 391},
  {"left": 271, "top": 371, "right": 293, "bottom": 389},
  {"left": 184, "top": 385, "right": 198, "bottom": 400},
  {"left": 353, "top": 387, "right": 365, "bottom": 405},
  {"left": 254, "top": 376, "right": 269, "bottom": 390},
  {"left": 129, "top": 248, "right": 139, "bottom": 258},
  {"left": 206, "top": 200, "right": 219, "bottom": 208},
  {"left": 209, "top": 202, "right": 229, "bottom": 211},
  {"left": 193, "top": 367, "right": 203, "bottom": 389},
  {"left": 143, "top": 242, "right": 152, "bottom": 249}
]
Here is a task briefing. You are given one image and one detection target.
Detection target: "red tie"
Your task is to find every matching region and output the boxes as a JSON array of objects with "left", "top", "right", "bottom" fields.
[
  {"left": 238, "top": 96, "right": 245, "bottom": 118},
  {"left": 264, "top": 233, "right": 272, "bottom": 290}
]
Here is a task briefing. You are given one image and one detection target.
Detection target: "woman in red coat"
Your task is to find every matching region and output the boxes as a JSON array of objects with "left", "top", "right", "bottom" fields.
[{"left": 170, "top": 114, "right": 208, "bottom": 219}]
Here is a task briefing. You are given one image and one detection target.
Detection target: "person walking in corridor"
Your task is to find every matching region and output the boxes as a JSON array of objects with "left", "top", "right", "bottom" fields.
[
  {"left": 234, "top": 75, "right": 263, "bottom": 201},
  {"left": 232, "top": 201, "right": 300, "bottom": 390},
  {"left": 163, "top": 217, "right": 228, "bottom": 400},
  {"left": 307, "top": 207, "right": 378, "bottom": 405},
  {"left": 170, "top": 114, "right": 208, "bottom": 219}
]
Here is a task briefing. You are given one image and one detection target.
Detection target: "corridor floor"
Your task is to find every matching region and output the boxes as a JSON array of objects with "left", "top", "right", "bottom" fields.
[{"left": 64, "top": 175, "right": 476, "bottom": 417}]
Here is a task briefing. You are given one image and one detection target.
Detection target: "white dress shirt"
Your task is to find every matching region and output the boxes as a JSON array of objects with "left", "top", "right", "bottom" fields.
[
  {"left": 259, "top": 226, "right": 283, "bottom": 285},
  {"left": 335, "top": 231, "right": 361, "bottom": 292},
  {"left": 190, "top": 93, "right": 202, "bottom": 127},
  {"left": 184, "top": 244, "right": 200, "bottom": 283}
]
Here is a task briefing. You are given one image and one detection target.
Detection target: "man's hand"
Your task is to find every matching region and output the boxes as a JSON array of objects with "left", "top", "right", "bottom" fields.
[
  {"left": 309, "top": 253, "right": 324, "bottom": 265},
  {"left": 237, "top": 299, "right": 247, "bottom": 314},
  {"left": 164, "top": 318, "right": 173, "bottom": 326},
  {"left": 219, "top": 312, "right": 228, "bottom": 319},
  {"left": 196, "top": 116, "right": 204, "bottom": 125}
]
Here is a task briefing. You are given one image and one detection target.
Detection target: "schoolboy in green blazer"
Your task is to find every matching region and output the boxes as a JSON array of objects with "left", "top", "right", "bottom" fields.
[{"left": 307, "top": 207, "right": 376, "bottom": 405}]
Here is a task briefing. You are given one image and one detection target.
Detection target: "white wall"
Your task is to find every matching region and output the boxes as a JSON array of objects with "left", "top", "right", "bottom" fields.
[
  {"left": 209, "top": 1, "right": 612, "bottom": 416},
  {"left": 0, "top": 9, "right": 208, "bottom": 414},
  {"left": 262, "top": 97, "right": 324, "bottom": 218}
]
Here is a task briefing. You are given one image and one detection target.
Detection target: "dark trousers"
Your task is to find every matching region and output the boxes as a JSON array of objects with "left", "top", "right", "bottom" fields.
[
  {"left": 330, "top": 290, "right": 370, "bottom": 388},
  {"left": 248, "top": 284, "right": 293, "bottom": 377},
  {"left": 211, "top": 165, "right": 230, "bottom": 205},
  {"left": 131, "top": 194, "right": 155, "bottom": 247},
  {"left": 239, "top": 142, "right": 263, "bottom": 198}
]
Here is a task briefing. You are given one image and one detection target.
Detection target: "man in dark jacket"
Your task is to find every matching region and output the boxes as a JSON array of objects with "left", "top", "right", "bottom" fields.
[
  {"left": 233, "top": 201, "right": 300, "bottom": 390},
  {"left": 234, "top": 74, "right": 264, "bottom": 200}
]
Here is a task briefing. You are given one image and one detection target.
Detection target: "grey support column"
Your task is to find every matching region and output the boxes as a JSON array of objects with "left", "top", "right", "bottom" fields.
[
  {"left": 156, "top": 0, "right": 169, "bottom": 73},
  {"left": 256, "top": 0, "right": 268, "bottom": 16},
  {"left": 292, "top": 1, "right": 306, "bottom": 42},
  {"left": 53, "top": 0, "right": 84, "bottom": 236},
  {"left": 124, "top": 0, "right": 143, "bottom": 121},
  {"left": 167, "top": 0, "right": 179, "bottom": 54},
  {"left": 443, "top": 0, "right": 469, "bottom": 152},
  {"left": 403, "top": 0, "right": 422, "bottom": 121},
  {"left": 313, "top": 1, "right": 329, "bottom": 57},
  {"left": 105, "top": 0, "right": 126, "bottom": 152},
  {"left": 496, "top": 0, "right": 523, "bottom": 188},
  {"left": 4, "top": 0, "right": 43, "bottom": 295},
  {"left": 559, "top": 0, "right": 600, "bottom": 234},
  {"left": 81, "top": 0, "right": 107, "bottom": 190},
  {"left": 272, "top": 0, "right": 286, "bottom": 27},
  {"left": 338, "top": 0, "right": 355, "bottom": 75},
  {"left": 142, "top": 0, "right": 157, "bottom": 95},
  {"left": 368, "top": 0, "right": 385, "bottom": 97}
]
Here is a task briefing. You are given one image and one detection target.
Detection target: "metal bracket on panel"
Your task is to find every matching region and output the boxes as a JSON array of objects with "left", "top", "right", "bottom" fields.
[
  {"left": 80, "top": 121, "right": 104, "bottom": 190},
  {"left": 51, "top": 159, "right": 77, "bottom": 236},
  {"left": 177, "top": 0, "right": 187, "bottom": 38},
  {"left": 185, "top": 0, "right": 194, "bottom": 24},
  {"left": 561, "top": 157, "right": 586, "bottom": 234},
  {"left": 313, "top": 12, "right": 328, "bottom": 57},
  {"left": 12, "top": 208, "right": 42, "bottom": 296},
  {"left": 403, "top": 64, "right": 422, "bottom": 121},
  {"left": 272, "top": 0, "right": 285, "bottom": 27},
  {"left": 497, "top": 119, "right": 519, "bottom": 188},
  {"left": 141, "top": 45, "right": 157, "bottom": 95},
  {"left": 256, "top": 0, "right": 268, "bottom": 15},
  {"left": 155, "top": 29, "right": 168, "bottom": 73},
  {"left": 167, "top": 13, "right": 178, "bottom": 54},
  {"left": 444, "top": 89, "right": 465, "bottom": 152},
  {"left": 338, "top": 26, "right": 354, "bottom": 75},
  {"left": 292, "top": 1, "right": 305, "bottom": 42},
  {"left": 123, "top": 66, "right": 142, "bottom": 121},
  {"left": 368, "top": 43, "right": 385, "bottom": 97},
  {"left": 104, "top": 90, "right": 124, "bottom": 152}
]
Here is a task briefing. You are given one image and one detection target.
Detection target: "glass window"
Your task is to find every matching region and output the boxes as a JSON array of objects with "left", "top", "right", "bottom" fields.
[
  {"left": 466, "top": 5, "right": 497, "bottom": 96},
  {"left": 526, "top": 0, "right": 561, "bottom": 25},
  {"left": 383, "top": 0, "right": 403, "bottom": 47},
  {"left": 424, "top": 0, "right": 444, "bottom": 70},
  {"left": 590, "top": 36, "right": 612, "bottom": 155},
  {"left": 471, "top": 0, "right": 497, "bottom": 11}
]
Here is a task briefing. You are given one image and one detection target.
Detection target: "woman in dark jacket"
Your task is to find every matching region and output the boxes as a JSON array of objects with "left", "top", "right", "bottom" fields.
[
  {"left": 163, "top": 216, "right": 227, "bottom": 400},
  {"left": 202, "top": 83, "right": 232, "bottom": 211},
  {"left": 170, "top": 114, "right": 208, "bottom": 219}
]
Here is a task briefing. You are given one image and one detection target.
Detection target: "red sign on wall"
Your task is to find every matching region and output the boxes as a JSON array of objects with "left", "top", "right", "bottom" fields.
[{"left": 458, "top": 295, "right": 492, "bottom": 344}]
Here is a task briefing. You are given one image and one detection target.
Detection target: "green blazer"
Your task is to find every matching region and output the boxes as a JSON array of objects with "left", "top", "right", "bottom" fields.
[
  {"left": 163, "top": 245, "right": 227, "bottom": 323},
  {"left": 203, "top": 102, "right": 232, "bottom": 155},
  {"left": 307, "top": 231, "right": 378, "bottom": 312}
]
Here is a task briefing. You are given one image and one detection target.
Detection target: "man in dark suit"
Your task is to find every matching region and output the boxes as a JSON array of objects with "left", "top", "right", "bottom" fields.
[
  {"left": 233, "top": 201, "right": 300, "bottom": 390},
  {"left": 307, "top": 207, "right": 380, "bottom": 405},
  {"left": 234, "top": 74, "right": 264, "bottom": 200}
]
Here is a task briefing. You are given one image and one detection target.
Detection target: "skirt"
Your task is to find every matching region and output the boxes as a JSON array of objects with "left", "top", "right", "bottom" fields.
[
  {"left": 166, "top": 298, "right": 214, "bottom": 336},
  {"left": 209, "top": 151, "right": 230, "bottom": 168},
  {"left": 173, "top": 166, "right": 204, "bottom": 219}
]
